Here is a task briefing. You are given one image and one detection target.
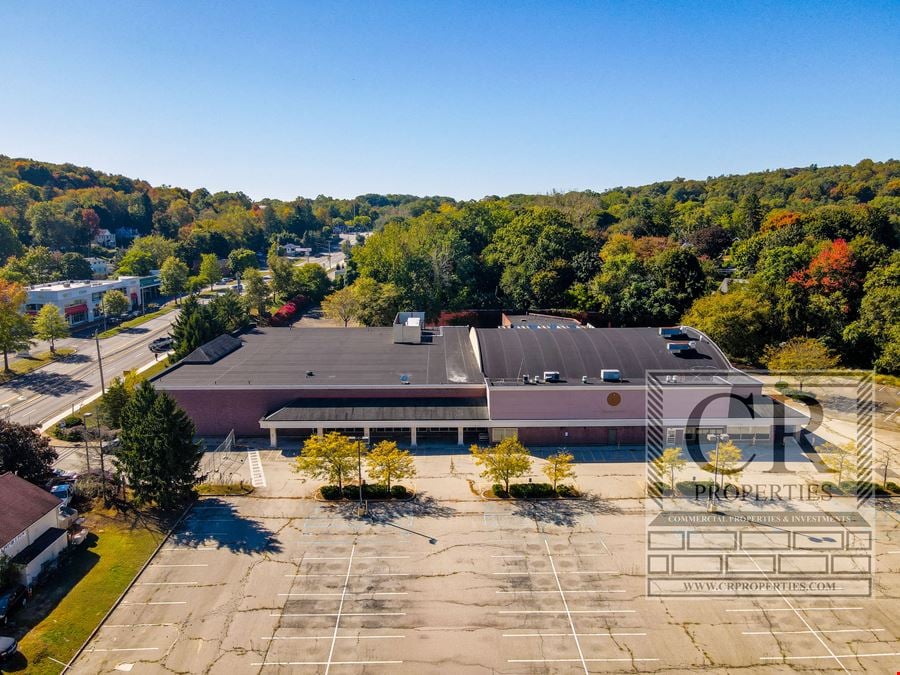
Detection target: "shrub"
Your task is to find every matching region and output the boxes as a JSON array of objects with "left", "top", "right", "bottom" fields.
[
  {"left": 269, "top": 294, "right": 310, "bottom": 327},
  {"left": 491, "top": 483, "right": 509, "bottom": 498},
  {"left": 556, "top": 484, "right": 578, "bottom": 498},
  {"left": 677, "top": 479, "right": 716, "bottom": 496},
  {"left": 390, "top": 485, "right": 408, "bottom": 499},
  {"left": 887, "top": 482, "right": 900, "bottom": 494},
  {"left": 821, "top": 481, "right": 842, "bottom": 496},
  {"left": 62, "top": 415, "right": 82, "bottom": 427},
  {"left": 509, "top": 482, "right": 555, "bottom": 498},
  {"left": 341, "top": 483, "right": 391, "bottom": 500},
  {"left": 320, "top": 485, "right": 342, "bottom": 500}
]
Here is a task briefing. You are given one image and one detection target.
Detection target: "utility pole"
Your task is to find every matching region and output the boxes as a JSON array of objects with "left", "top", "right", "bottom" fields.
[
  {"left": 95, "top": 331, "right": 106, "bottom": 394},
  {"left": 94, "top": 413, "right": 107, "bottom": 502},
  {"left": 83, "top": 412, "right": 93, "bottom": 475}
]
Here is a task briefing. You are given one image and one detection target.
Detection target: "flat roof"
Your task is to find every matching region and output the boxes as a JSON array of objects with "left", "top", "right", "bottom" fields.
[
  {"left": 477, "top": 326, "right": 734, "bottom": 386},
  {"left": 154, "top": 326, "right": 483, "bottom": 388},
  {"left": 503, "top": 313, "right": 581, "bottom": 328},
  {"left": 264, "top": 396, "right": 489, "bottom": 423}
]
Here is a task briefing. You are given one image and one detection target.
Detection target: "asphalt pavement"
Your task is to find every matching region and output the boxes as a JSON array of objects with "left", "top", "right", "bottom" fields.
[{"left": 0, "top": 310, "right": 179, "bottom": 428}]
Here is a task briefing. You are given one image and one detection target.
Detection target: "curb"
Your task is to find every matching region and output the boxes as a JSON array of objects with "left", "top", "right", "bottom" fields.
[{"left": 62, "top": 501, "right": 195, "bottom": 672}]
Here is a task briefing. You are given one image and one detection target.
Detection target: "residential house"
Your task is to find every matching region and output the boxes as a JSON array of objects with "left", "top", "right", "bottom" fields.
[
  {"left": 0, "top": 473, "right": 69, "bottom": 586},
  {"left": 93, "top": 229, "right": 116, "bottom": 248}
]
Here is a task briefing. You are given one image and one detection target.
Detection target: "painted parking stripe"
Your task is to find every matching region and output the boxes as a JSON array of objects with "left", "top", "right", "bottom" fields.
[
  {"left": 150, "top": 564, "right": 209, "bottom": 568},
  {"left": 302, "top": 555, "right": 410, "bottom": 560},
  {"left": 262, "top": 635, "right": 404, "bottom": 640},
  {"left": 122, "top": 601, "right": 187, "bottom": 606},
  {"left": 87, "top": 648, "right": 160, "bottom": 653},
  {"left": 253, "top": 661, "right": 402, "bottom": 666},
  {"left": 509, "top": 658, "right": 659, "bottom": 663},
  {"left": 273, "top": 612, "right": 406, "bottom": 617},
  {"left": 499, "top": 610, "right": 635, "bottom": 615},
  {"left": 135, "top": 582, "right": 198, "bottom": 586},
  {"left": 761, "top": 652, "right": 900, "bottom": 661},
  {"left": 744, "top": 629, "right": 886, "bottom": 636},
  {"left": 492, "top": 571, "right": 617, "bottom": 575},
  {"left": 102, "top": 624, "right": 176, "bottom": 628},
  {"left": 286, "top": 573, "right": 409, "bottom": 577},
  {"left": 503, "top": 632, "right": 646, "bottom": 637},
  {"left": 279, "top": 592, "right": 407, "bottom": 597},
  {"left": 495, "top": 589, "right": 624, "bottom": 594},
  {"left": 727, "top": 607, "right": 862, "bottom": 613}
]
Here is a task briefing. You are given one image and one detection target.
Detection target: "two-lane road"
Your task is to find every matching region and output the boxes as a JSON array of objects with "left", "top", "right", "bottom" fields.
[{"left": 0, "top": 310, "right": 179, "bottom": 428}]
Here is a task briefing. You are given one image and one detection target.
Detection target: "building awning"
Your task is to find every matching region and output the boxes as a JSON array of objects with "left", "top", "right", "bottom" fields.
[
  {"left": 263, "top": 397, "right": 489, "bottom": 424},
  {"left": 11, "top": 527, "right": 66, "bottom": 566},
  {"left": 64, "top": 303, "right": 87, "bottom": 316}
]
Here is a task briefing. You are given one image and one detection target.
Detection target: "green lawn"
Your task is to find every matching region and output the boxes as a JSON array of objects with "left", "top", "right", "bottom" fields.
[
  {"left": 0, "top": 348, "right": 76, "bottom": 384},
  {"left": 96, "top": 305, "right": 175, "bottom": 339},
  {"left": 12, "top": 506, "right": 170, "bottom": 674}
]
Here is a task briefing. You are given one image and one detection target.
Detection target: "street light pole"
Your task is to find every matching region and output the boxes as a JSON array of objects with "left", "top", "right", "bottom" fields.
[
  {"left": 94, "top": 332, "right": 106, "bottom": 394},
  {"left": 94, "top": 413, "right": 107, "bottom": 502},
  {"left": 83, "top": 412, "right": 93, "bottom": 475},
  {"left": 706, "top": 432, "right": 729, "bottom": 512},
  {"left": 355, "top": 435, "right": 369, "bottom": 517}
]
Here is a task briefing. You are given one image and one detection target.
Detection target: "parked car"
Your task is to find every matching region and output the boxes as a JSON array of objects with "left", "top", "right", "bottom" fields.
[
  {"left": 52, "top": 468, "right": 79, "bottom": 481},
  {"left": 0, "top": 635, "right": 18, "bottom": 660},
  {"left": 50, "top": 483, "right": 72, "bottom": 507},
  {"left": 149, "top": 337, "right": 174, "bottom": 353},
  {"left": 0, "top": 585, "right": 28, "bottom": 625}
]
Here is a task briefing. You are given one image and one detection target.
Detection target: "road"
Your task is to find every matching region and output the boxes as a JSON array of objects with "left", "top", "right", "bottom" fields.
[{"left": 0, "top": 310, "right": 179, "bottom": 428}]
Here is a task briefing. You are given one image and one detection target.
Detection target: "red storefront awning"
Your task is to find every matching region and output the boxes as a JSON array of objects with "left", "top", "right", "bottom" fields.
[{"left": 64, "top": 303, "right": 87, "bottom": 316}]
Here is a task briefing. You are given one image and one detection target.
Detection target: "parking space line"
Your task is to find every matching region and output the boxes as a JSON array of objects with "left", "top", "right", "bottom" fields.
[
  {"left": 324, "top": 543, "right": 355, "bottom": 675},
  {"left": 150, "top": 564, "right": 209, "bottom": 568},
  {"left": 102, "top": 623, "right": 176, "bottom": 628},
  {"left": 509, "top": 658, "right": 659, "bottom": 663},
  {"left": 727, "top": 607, "right": 862, "bottom": 613},
  {"left": 496, "top": 589, "right": 624, "bottom": 594},
  {"left": 279, "top": 592, "right": 407, "bottom": 597},
  {"left": 135, "top": 582, "right": 198, "bottom": 586},
  {"left": 287, "top": 573, "right": 409, "bottom": 577},
  {"left": 744, "top": 629, "right": 886, "bottom": 636},
  {"left": 263, "top": 635, "right": 404, "bottom": 640},
  {"left": 122, "top": 601, "right": 187, "bottom": 605},
  {"left": 253, "top": 661, "right": 403, "bottom": 666},
  {"left": 490, "top": 554, "right": 607, "bottom": 559},
  {"left": 302, "top": 555, "right": 410, "bottom": 561},
  {"left": 274, "top": 613, "right": 406, "bottom": 617},
  {"left": 761, "top": 652, "right": 900, "bottom": 661},
  {"left": 493, "top": 571, "right": 617, "bottom": 575},
  {"left": 160, "top": 547, "right": 218, "bottom": 552},
  {"left": 503, "top": 632, "right": 646, "bottom": 637},
  {"left": 499, "top": 610, "right": 635, "bottom": 615},
  {"left": 87, "top": 647, "right": 160, "bottom": 653},
  {"left": 544, "top": 538, "right": 588, "bottom": 675}
]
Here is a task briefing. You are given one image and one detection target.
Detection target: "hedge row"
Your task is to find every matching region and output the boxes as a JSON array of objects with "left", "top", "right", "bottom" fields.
[
  {"left": 492, "top": 482, "right": 577, "bottom": 498},
  {"left": 320, "top": 484, "right": 409, "bottom": 500}
]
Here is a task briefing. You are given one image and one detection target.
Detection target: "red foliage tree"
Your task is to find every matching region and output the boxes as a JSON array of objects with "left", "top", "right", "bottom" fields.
[{"left": 788, "top": 238, "right": 858, "bottom": 295}]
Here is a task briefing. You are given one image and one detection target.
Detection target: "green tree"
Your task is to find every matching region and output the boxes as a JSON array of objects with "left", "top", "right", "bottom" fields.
[
  {"left": 821, "top": 441, "right": 857, "bottom": 484},
  {"left": 365, "top": 441, "right": 416, "bottom": 491},
  {"left": 159, "top": 256, "right": 189, "bottom": 301},
  {"left": 296, "top": 432, "right": 358, "bottom": 490},
  {"left": 322, "top": 286, "right": 360, "bottom": 326},
  {"left": 118, "top": 381, "right": 202, "bottom": 508},
  {"left": 100, "top": 289, "right": 130, "bottom": 320},
  {"left": 0, "top": 420, "right": 58, "bottom": 483},
  {"left": 0, "top": 280, "right": 32, "bottom": 372},
  {"left": 351, "top": 278, "right": 403, "bottom": 326},
  {"left": 169, "top": 295, "right": 223, "bottom": 360},
  {"left": 127, "top": 235, "right": 177, "bottom": 269},
  {"left": 199, "top": 253, "right": 221, "bottom": 288},
  {"left": 653, "top": 447, "right": 686, "bottom": 493},
  {"left": 227, "top": 248, "right": 257, "bottom": 277},
  {"left": 708, "top": 440, "right": 744, "bottom": 485},
  {"left": 33, "top": 304, "right": 69, "bottom": 353},
  {"left": 60, "top": 252, "right": 93, "bottom": 280},
  {"left": 542, "top": 451, "right": 576, "bottom": 492},
  {"left": 241, "top": 267, "right": 270, "bottom": 317},
  {"left": 293, "top": 263, "right": 331, "bottom": 302},
  {"left": 209, "top": 290, "right": 247, "bottom": 332},
  {"left": 99, "top": 376, "right": 131, "bottom": 429},
  {"left": 268, "top": 254, "right": 296, "bottom": 301},
  {"left": 681, "top": 288, "right": 774, "bottom": 363},
  {"left": 764, "top": 337, "right": 839, "bottom": 391},
  {"left": 470, "top": 437, "right": 533, "bottom": 494},
  {"left": 116, "top": 248, "right": 155, "bottom": 276}
]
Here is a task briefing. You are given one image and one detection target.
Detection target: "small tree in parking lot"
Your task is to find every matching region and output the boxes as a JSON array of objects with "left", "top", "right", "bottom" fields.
[
  {"left": 543, "top": 451, "right": 576, "bottom": 492},
  {"left": 296, "top": 432, "right": 358, "bottom": 490},
  {"left": 470, "top": 437, "right": 532, "bottom": 494},
  {"left": 366, "top": 441, "right": 416, "bottom": 491},
  {"left": 653, "top": 446, "right": 686, "bottom": 493}
]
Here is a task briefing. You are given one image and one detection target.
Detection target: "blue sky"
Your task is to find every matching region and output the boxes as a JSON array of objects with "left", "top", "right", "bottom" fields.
[{"left": 1, "top": 1, "right": 898, "bottom": 200}]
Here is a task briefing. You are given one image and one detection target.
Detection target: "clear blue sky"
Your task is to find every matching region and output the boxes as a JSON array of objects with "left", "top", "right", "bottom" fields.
[{"left": 1, "top": 1, "right": 898, "bottom": 200}]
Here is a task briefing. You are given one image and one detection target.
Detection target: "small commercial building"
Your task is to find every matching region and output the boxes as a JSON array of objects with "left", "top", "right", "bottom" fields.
[
  {"left": 155, "top": 315, "right": 805, "bottom": 447},
  {"left": 25, "top": 274, "right": 161, "bottom": 325},
  {"left": 0, "top": 473, "right": 69, "bottom": 586}
]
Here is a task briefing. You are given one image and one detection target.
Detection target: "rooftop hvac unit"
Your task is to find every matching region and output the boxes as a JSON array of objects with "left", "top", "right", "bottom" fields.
[
  {"left": 543, "top": 371, "right": 560, "bottom": 383},
  {"left": 659, "top": 327, "right": 683, "bottom": 337},
  {"left": 581, "top": 375, "right": 588, "bottom": 384},
  {"left": 534, "top": 376, "right": 542, "bottom": 384},
  {"left": 667, "top": 342, "right": 696, "bottom": 352},
  {"left": 522, "top": 374, "right": 529, "bottom": 384},
  {"left": 601, "top": 369, "right": 620, "bottom": 382}
]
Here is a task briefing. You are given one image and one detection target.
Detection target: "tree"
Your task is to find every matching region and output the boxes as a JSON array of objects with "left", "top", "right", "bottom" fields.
[
  {"left": 116, "top": 248, "right": 155, "bottom": 276},
  {"left": 242, "top": 267, "right": 270, "bottom": 317},
  {"left": 764, "top": 337, "right": 839, "bottom": 391},
  {"left": 268, "top": 254, "right": 296, "bottom": 302},
  {"left": 708, "top": 440, "right": 744, "bottom": 485},
  {"left": 293, "top": 263, "right": 331, "bottom": 302},
  {"left": 33, "top": 304, "right": 69, "bottom": 353},
  {"left": 681, "top": 288, "right": 774, "bottom": 363},
  {"left": 0, "top": 420, "right": 57, "bottom": 484},
  {"left": 100, "top": 289, "right": 130, "bottom": 320},
  {"left": 199, "top": 253, "right": 221, "bottom": 288},
  {"left": 542, "top": 451, "right": 576, "bottom": 492},
  {"left": 0, "top": 280, "right": 32, "bottom": 372},
  {"left": 118, "top": 381, "right": 202, "bottom": 508},
  {"left": 296, "top": 432, "right": 358, "bottom": 490},
  {"left": 99, "top": 376, "right": 131, "bottom": 429},
  {"left": 470, "top": 437, "right": 532, "bottom": 494},
  {"left": 209, "top": 290, "right": 247, "bottom": 332},
  {"left": 169, "top": 295, "right": 223, "bottom": 360},
  {"left": 227, "top": 248, "right": 257, "bottom": 277},
  {"left": 365, "top": 441, "right": 416, "bottom": 491},
  {"left": 351, "top": 278, "right": 404, "bottom": 326},
  {"left": 653, "top": 447, "right": 686, "bottom": 493},
  {"left": 60, "top": 252, "right": 93, "bottom": 280},
  {"left": 821, "top": 442, "right": 857, "bottom": 484},
  {"left": 322, "top": 286, "right": 360, "bottom": 326},
  {"left": 159, "top": 256, "right": 189, "bottom": 301}
]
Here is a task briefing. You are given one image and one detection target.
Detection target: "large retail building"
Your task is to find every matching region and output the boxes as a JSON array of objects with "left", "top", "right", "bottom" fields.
[{"left": 154, "top": 314, "right": 803, "bottom": 447}]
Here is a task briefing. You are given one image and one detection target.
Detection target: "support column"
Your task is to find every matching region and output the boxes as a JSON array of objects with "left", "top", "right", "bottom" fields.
[
  {"left": 317, "top": 427, "right": 324, "bottom": 437},
  {"left": 410, "top": 426, "right": 417, "bottom": 448},
  {"left": 363, "top": 426, "right": 371, "bottom": 440},
  {"left": 269, "top": 427, "right": 278, "bottom": 447},
  {"left": 457, "top": 426, "right": 465, "bottom": 446}
]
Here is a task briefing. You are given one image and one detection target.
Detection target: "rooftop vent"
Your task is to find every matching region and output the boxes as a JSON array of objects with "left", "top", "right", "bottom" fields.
[
  {"left": 667, "top": 342, "right": 696, "bottom": 353},
  {"left": 581, "top": 375, "right": 588, "bottom": 384},
  {"left": 393, "top": 311, "right": 426, "bottom": 344},
  {"left": 543, "top": 371, "right": 560, "bottom": 383},
  {"left": 601, "top": 369, "right": 621, "bottom": 382}
]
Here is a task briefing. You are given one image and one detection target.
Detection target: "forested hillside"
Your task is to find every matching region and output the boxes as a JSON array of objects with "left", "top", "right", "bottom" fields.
[{"left": 1, "top": 155, "right": 897, "bottom": 372}]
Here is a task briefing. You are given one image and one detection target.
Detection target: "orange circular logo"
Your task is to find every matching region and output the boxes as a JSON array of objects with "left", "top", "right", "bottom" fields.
[{"left": 607, "top": 392, "right": 621, "bottom": 407}]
